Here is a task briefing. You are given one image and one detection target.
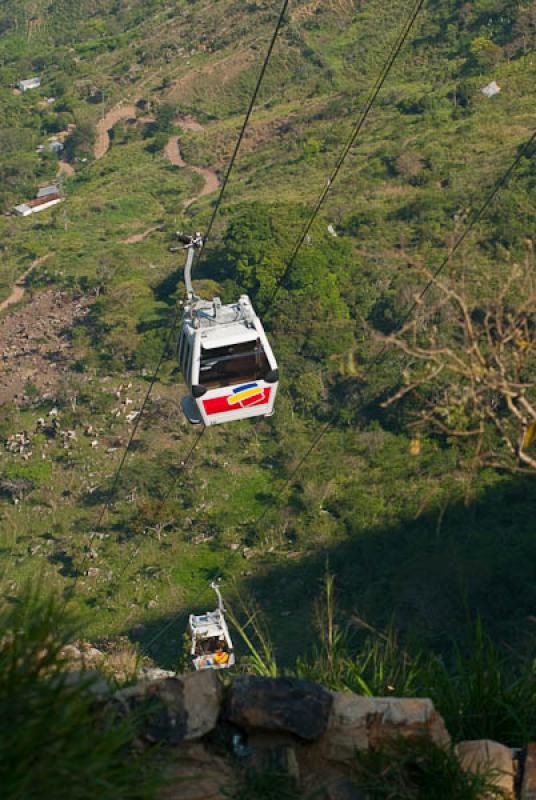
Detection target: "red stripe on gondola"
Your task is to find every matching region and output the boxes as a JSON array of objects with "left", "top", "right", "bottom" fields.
[{"left": 203, "top": 387, "right": 271, "bottom": 415}]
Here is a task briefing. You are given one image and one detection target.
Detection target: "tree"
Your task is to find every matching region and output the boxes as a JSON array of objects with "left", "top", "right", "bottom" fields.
[
  {"left": 64, "top": 120, "right": 95, "bottom": 160},
  {"left": 468, "top": 36, "right": 503, "bottom": 70},
  {"left": 506, "top": 2, "right": 536, "bottom": 57},
  {"left": 378, "top": 254, "right": 536, "bottom": 472}
]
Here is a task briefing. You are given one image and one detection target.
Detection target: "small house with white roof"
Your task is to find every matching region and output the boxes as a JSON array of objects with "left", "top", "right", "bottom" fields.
[
  {"left": 14, "top": 186, "right": 64, "bottom": 217},
  {"left": 18, "top": 77, "right": 41, "bottom": 92}
]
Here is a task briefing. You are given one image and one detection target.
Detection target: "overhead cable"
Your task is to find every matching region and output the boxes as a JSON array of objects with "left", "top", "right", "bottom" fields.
[
  {"left": 262, "top": 127, "right": 536, "bottom": 514},
  {"left": 140, "top": 0, "right": 428, "bottom": 651},
  {"left": 196, "top": 0, "right": 291, "bottom": 268},
  {"left": 64, "top": 0, "right": 292, "bottom": 598},
  {"left": 101, "top": 426, "right": 207, "bottom": 600},
  {"left": 266, "top": 0, "right": 427, "bottom": 305}
]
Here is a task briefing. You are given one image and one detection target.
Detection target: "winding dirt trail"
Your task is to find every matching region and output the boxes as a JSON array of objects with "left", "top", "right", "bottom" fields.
[
  {"left": 95, "top": 106, "right": 219, "bottom": 213},
  {"left": 121, "top": 225, "right": 164, "bottom": 245},
  {"left": 0, "top": 255, "right": 52, "bottom": 314},
  {"left": 89, "top": 102, "right": 221, "bottom": 248},
  {"left": 94, "top": 104, "right": 138, "bottom": 160},
  {"left": 163, "top": 115, "right": 219, "bottom": 209},
  {"left": 57, "top": 160, "right": 75, "bottom": 178}
]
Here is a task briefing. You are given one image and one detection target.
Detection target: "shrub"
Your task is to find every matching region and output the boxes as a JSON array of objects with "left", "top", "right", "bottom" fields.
[
  {"left": 5, "top": 461, "right": 52, "bottom": 485},
  {"left": 423, "top": 618, "right": 536, "bottom": 746},
  {"left": 0, "top": 587, "right": 158, "bottom": 800},
  {"left": 353, "top": 737, "right": 505, "bottom": 799}
]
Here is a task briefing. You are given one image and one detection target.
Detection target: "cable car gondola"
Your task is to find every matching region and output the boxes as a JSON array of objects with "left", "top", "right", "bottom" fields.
[
  {"left": 177, "top": 233, "right": 279, "bottom": 426},
  {"left": 187, "top": 581, "right": 235, "bottom": 671}
]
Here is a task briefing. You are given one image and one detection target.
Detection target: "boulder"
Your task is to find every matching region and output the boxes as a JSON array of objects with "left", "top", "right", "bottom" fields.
[
  {"left": 320, "top": 695, "right": 450, "bottom": 764},
  {"left": 138, "top": 666, "right": 176, "bottom": 681},
  {"left": 63, "top": 669, "right": 110, "bottom": 700},
  {"left": 456, "top": 740, "right": 514, "bottom": 798},
  {"left": 226, "top": 676, "right": 333, "bottom": 740},
  {"left": 367, "top": 697, "right": 450, "bottom": 749},
  {"left": 114, "top": 670, "right": 222, "bottom": 744}
]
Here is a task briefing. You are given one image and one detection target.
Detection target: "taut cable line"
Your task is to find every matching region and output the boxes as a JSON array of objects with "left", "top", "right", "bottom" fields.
[
  {"left": 64, "top": 0, "right": 292, "bottom": 600},
  {"left": 254, "top": 128, "right": 536, "bottom": 526},
  {"left": 265, "top": 0, "right": 427, "bottom": 308},
  {"left": 195, "top": 0, "right": 291, "bottom": 269}
]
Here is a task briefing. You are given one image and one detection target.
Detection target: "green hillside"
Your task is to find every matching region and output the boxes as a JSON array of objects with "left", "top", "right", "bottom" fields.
[{"left": 0, "top": 0, "right": 535, "bottom": 714}]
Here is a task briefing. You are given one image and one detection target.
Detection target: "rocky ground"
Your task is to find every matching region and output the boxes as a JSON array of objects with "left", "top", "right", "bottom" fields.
[
  {"left": 0, "top": 289, "right": 93, "bottom": 405},
  {"left": 61, "top": 641, "right": 525, "bottom": 800}
]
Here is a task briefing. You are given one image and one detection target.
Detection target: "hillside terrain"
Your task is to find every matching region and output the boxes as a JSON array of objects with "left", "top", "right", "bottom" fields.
[{"left": 0, "top": 0, "right": 536, "bottom": 728}]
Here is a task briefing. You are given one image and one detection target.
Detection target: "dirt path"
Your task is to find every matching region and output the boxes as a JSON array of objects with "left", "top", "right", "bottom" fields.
[
  {"left": 0, "top": 255, "right": 52, "bottom": 314},
  {"left": 122, "top": 120, "right": 219, "bottom": 244},
  {"left": 178, "top": 115, "right": 204, "bottom": 133},
  {"left": 93, "top": 101, "right": 219, "bottom": 229},
  {"left": 57, "top": 160, "right": 75, "bottom": 178},
  {"left": 121, "top": 224, "right": 164, "bottom": 245},
  {"left": 164, "top": 122, "right": 219, "bottom": 209},
  {"left": 94, "top": 104, "right": 138, "bottom": 160}
]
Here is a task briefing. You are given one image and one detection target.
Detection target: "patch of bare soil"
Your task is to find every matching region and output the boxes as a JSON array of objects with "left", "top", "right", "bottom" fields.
[
  {"left": 0, "top": 255, "right": 52, "bottom": 314},
  {"left": 0, "top": 290, "right": 93, "bottom": 406},
  {"left": 291, "top": 0, "right": 355, "bottom": 20},
  {"left": 57, "top": 160, "right": 75, "bottom": 178},
  {"left": 165, "top": 49, "right": 254, "bottom": 101},
  {"left": 121, "top": 224, "right": 164, "bottom": 245},
  {"left": 94, "top": 104, "right": 138, "bottom": 160},
  {"left": 177, "top": 115, "right": 204, "bottom": 133}
]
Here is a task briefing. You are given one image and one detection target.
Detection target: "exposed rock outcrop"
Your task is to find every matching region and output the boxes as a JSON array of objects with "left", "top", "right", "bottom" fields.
[
  {"left": 319, "top": 694, "right": 450, "bottom": 764},
  {"left": 225, "top": 675, "right": 333, "bottom": 740},
  {"left": 54, "top": 654, "right": 531, "bottom": 798},
  {"left": 114, "top": 670, "right": 222, "bottom": 744},
  {"left": 456, "top": 739, "right": 515, "bottom": 798}
]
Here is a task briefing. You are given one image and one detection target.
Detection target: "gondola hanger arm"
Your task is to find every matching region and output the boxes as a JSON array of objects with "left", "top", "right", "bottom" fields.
[{"left": 177, "top": 231, "right": 203, "bottom": 300}]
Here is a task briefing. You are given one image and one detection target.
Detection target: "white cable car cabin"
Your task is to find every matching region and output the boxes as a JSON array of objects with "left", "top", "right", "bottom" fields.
[
  {"left": 177, "top": 233, "right": 279, "bottom": 426},
  {"left": 188, "top": 582, "right": 235, "bottom": 671}
]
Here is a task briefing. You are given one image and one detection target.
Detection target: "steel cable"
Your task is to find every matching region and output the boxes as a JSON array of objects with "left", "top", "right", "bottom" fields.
[
  {"left": 265, "top": 0, "right": 427, "bottom": 307},
  {"left": 195, "top": 0, "right": 291, "bottom": 269},
  {"left": 64, "top": 0, "right": 291, "bottom": 601},
  {"left": 253, "top": 128, "right": 536, "bottom": 527}
]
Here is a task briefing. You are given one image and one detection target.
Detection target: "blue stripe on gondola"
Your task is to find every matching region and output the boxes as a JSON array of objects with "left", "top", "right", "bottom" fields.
[{"left": 232, "top": 383, "right": 258, "bottom": 393}]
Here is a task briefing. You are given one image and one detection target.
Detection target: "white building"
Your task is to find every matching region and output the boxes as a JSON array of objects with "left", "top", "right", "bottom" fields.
[
  {"left": 14, "top": 193, "right": 63, "bottom": 217},
  {"left": 481, "top": 81, "right": 501, "bottom": 98},
  {"left": 37, "top": 184, "right": 60, "bottom": 198},
  {"left": 18, "top": 77, "right": 41, "bottom": 92}
]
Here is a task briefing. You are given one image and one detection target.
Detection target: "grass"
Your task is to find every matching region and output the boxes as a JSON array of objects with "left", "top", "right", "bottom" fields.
[
  {"left": 231, "top": 574, "right": 536, "bottom": 747},
  {"left": 425, "top": 617, "right": 536, "bottom": 745},
  {"left": 353, "top": 737, "right": 507, "bottom": 800},
  {"left": 0, "top": 0, "right": 535, "bottom": 728},
  {"left": 0, "top": 584, "right": 517, "bottom": 800},
  {"left": 0, "top": 585, "right": 159, "bottom": 800}
]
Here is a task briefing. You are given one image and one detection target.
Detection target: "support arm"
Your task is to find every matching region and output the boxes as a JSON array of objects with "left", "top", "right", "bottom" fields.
[
  {"left": 210, "top": 580, "right": 225, "bottom": 612},
  {"left": 177, "top": 232, "right": 203, "bottom": 300}
]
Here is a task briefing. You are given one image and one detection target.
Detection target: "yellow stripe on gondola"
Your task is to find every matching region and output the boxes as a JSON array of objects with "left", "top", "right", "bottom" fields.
[{"left": 228, "top": 387, "right": 262, "bottom": 405}]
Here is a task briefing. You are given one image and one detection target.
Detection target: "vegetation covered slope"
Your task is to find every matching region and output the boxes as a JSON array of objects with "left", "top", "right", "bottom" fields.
[{"left": 0, "top": 0, "right": 535, "bottom": 693}]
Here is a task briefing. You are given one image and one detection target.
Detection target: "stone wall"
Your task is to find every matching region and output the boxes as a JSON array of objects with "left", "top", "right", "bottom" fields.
[{"left": 100, "top": 669, "right": 523, "bottom": 799}]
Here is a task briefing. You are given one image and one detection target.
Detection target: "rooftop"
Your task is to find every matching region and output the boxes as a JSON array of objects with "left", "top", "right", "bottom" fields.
[
  {"left": 28, "top": 193, "right": 63, "bottom": 208},
  {"left": 191, "top": 296, "right": 259, "bottom": 349}
]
